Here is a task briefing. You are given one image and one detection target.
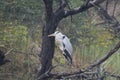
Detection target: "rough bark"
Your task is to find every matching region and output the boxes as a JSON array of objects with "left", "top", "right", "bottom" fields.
[{"left": 36, "top": 0, "right": 58, "bottom": 80}]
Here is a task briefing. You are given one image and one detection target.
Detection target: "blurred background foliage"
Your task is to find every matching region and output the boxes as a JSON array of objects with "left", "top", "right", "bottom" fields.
[{"left": 0, "top": 0, "right": 120, "bottom": 80}]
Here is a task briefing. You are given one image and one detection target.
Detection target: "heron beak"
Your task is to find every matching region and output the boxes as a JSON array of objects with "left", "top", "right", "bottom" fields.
[{"left": 48, "top": 33, "right": 55, "bottom": 37}]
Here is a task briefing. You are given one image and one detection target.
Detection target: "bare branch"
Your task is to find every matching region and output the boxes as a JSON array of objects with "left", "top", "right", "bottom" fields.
[
  {"left": 63, "top": 0, "right": 105, "bottom": 18},
  {"left": 105, "top": 0, "right": 109, "bottom": 11},
  {"left": 5, "top": 49, "right": 13, "bottom": 56},
  {"left": 105, "top": 71, "right": 120, "bottom": 79},
  {"left": 55, "top": 0, "right": 70, "bottom": 14},
  {"left": 49, "top": 69, "right": 86, "bottom": 79},
  {"left": 64, "top": 0, "right": 73, "bottom": 22},
  {"left": 55, "top": 0, "right": 105, "bottom": 22},
  {"left": 112, "top": 0, "right": 118, "bottom": 16},
  {"left": 84, "top": 0, "right": 91, "bottom": 6},
  {"left": 88, "top": 41, "right": 120, "bottom": 69},
  {"left": 94, "top": 21, "right": 106, "bottom": 26}
]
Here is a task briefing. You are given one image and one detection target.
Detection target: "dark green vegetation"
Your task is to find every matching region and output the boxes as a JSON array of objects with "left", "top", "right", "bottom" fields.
[{"left": 0, "top": 0, "right": 120, "bottom": 80}]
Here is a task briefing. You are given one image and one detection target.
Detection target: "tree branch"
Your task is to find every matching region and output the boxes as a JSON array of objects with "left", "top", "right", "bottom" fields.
[
  {"left": 88, "top": 41, "right": 120, "bottom": 69},
  {"left": 5, "top": 49, "right": 13, "bottom": 56},
  {"left": 112, "top": 0, "right": 118, "bottom": 16},
  {"left": 105, "top": 71, "right": 120, "bottom": 79},
  {"left": 55, "top": 0, "right": 105, "bottom": 23},
  {"left": 63, "top": 0, "right": 105, "bottom": 18},
  {"left": 105, "top": 0, "right": 109, "bottom": 11},
  {"left": 57, "top": 0, "right": 67, "bottom": 10},
  {"left": 48, "top": 69, "right": 88, "bottom": 79}
]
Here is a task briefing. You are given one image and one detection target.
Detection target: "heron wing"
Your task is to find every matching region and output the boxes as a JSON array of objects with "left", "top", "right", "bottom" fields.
[
  {"left": 63, "top": 49, "right": 72, "bottom": 64},
  {"left": 62, "top": 35, "right": 73, "bottom": 56}
]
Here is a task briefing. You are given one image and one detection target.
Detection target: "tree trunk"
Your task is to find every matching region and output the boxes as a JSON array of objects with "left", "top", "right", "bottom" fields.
[
  {"left": 36, "top": 0, "right": 58, "bottom": 79},
  {"left": 36, "top": 27, "right": 55, "bottom": 79},
  {"left": 36, "top": 21, "right": 56, "bottom": 79}
]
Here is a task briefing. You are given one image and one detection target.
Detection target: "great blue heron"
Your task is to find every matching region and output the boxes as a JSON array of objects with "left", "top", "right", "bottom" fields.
[{"left": 48, "top": 31, "right": 73, "bottom": 64}]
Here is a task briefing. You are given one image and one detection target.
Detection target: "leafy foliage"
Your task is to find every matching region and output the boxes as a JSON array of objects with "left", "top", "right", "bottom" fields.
[{"left": 0, "top": 25, "right": 28, "bottom": 49}]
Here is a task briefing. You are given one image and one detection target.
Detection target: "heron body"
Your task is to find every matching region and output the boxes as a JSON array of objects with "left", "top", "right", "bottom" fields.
[{"left": 48, "top": 31, "right": 73, "bottom": 64}]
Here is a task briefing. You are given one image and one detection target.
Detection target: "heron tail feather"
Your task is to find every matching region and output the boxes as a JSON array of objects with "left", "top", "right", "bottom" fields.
[{"left": 63, "top": 49, "right": 72, "bottom": 64}]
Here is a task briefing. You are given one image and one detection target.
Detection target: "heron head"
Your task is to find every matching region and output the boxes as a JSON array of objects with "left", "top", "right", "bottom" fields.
[{"left": 48, "top": 31, "right": 60, "bottom": 37}]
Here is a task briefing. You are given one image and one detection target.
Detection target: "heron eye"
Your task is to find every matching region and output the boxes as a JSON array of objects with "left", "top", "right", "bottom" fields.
[{"left": 62, "top": 36, "right": 65, "bottom": 39}]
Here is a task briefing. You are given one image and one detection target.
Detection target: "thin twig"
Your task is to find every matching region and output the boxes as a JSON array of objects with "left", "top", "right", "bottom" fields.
[
  {"left": 112, "top": 0, "right": 118, "bottom": 17},
  {"left": 5, "top": 48, "right": 13, "bottom": 56},
  {"left": 88, "top": 41, "right": 120, "bottom": 69},
  {"left": 105, "top": 0, "right": 109, "bottom": 11},
  {"left": 105, "top": 71, "right": 120, "bottom": 79}
]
